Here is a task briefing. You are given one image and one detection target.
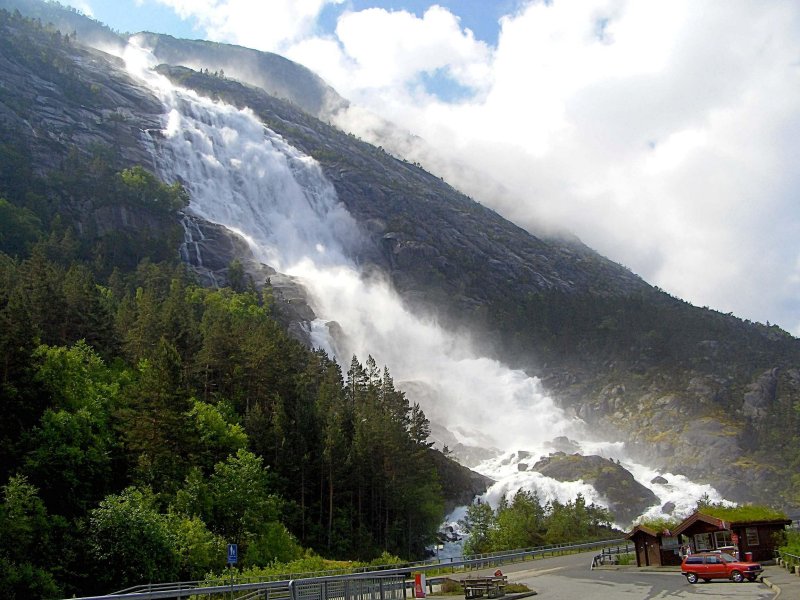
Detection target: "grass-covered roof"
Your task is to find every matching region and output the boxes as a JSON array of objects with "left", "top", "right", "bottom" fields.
[{"left": 699, "top": 505, "right": 788, "bottom": 523}]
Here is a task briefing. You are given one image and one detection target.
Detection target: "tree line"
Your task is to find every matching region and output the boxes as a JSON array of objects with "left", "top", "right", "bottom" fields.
[
  {"left": 0, "top": 149, "right": 444, "bottom": 597},
  {"left": 460, "top": 490, "right": 615, "bottom": 555}
]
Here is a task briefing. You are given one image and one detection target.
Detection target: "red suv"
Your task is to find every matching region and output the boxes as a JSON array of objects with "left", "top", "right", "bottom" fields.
[{"left": 681, "top": 552, "right": 763, "bottom": 583}]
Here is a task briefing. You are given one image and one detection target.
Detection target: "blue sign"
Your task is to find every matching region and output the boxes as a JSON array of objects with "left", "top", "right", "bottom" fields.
[{"left": 227, "top": 543, "right": 238, "bottom": 565}]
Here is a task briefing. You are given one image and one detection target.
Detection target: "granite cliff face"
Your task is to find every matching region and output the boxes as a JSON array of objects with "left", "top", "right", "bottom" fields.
[{"left": 3, "top": 1, "right": 800, "bottom": 512}]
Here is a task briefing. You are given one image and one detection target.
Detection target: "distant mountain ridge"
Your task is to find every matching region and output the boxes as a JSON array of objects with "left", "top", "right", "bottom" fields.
[{"left": 2, "top": 0, "right": 799, "bottom": 513}]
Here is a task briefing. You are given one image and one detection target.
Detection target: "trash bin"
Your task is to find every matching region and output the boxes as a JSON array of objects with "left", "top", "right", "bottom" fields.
[{"left": 744, "top": 552, "right": 753, "bottom": 561}]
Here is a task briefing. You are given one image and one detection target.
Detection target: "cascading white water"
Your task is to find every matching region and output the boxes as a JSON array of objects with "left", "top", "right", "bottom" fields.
[{"left": 122, "top": 39, "right": 727, "bottom": 525}]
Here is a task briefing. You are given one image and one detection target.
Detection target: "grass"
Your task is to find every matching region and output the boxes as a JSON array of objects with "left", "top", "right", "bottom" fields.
[
  {"left": 616, "top": 553, "right": 636, "bottom": 566},
  {"left": 699, "top": 504, "right": 788, "bottom": 523}
]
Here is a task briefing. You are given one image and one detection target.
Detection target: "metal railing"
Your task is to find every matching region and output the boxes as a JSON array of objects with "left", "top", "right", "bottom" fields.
[
  {"left": 776, "top": 550, "right": 800, "bottom": 572},
  {"left": 290, "top": 574, "right": 407, "bottom": 600},
  {"left": 58, "top": 537, "right": 627, "bottom": 600},
  {"left": 590, "top": 543, "right": 634, "bottom": 569}
]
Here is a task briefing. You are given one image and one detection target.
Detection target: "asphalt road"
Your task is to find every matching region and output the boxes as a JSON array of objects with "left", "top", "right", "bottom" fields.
[{"left": 459, "top": 551, "right": 775, "bottom": 600}]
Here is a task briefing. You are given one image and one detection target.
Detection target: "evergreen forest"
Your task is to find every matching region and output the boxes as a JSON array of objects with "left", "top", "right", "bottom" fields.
[
  {"left": 0, "top": 140, "right": 447, "bottom": 597},
  {"left": 8, "top": 7, "right": 800, "bottom": 598}
]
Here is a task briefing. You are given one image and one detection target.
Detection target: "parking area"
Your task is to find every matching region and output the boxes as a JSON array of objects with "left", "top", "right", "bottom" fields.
[{"left": 459, "top": 550, "right": 775, "bottom": 600}]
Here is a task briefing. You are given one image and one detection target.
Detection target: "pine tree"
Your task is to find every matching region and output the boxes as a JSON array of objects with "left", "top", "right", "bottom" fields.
[{"left": 119, "top": 338, "right": 192, "bottom": 494}]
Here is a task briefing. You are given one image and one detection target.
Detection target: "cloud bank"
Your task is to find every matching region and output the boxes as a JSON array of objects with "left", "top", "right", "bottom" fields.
[{"left": 144, "top": 0, "right": 800, "bottom": 335}]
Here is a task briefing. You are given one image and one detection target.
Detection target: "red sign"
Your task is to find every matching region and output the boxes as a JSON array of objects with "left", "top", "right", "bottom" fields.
[{"left": 414, "top": 573, "right": 426, "bottom": 598}]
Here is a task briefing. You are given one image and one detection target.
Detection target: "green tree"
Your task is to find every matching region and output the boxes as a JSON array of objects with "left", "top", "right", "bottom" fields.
[
  {"left": 0, "top": 475, "right": 60, "bottom": 599},
  {"left": 0, "top": 198, "right": 41, "bottom": 257},
  {"left": 206, "top": 449, "right": 282, "bottom": 554},
  {"left": 117, "top": 166, "right": 188, "bottom": 213},
  {"left": 490, "top": 490, "right": 545, "bottom": 550},
  {"left": 120, "top": 338, "right": 192, "bottom": 493},
  {"left": 88, "top": 486, "right": 179, "bottom": 590},
  {"left": 544, "top": 494, "right": 590, "bottom": 544},
  {"left": 312, "top": 352, "right": 350, "bottom": 552},
  {"left": 61, "top": 264, "right": 116, "bottom": 354},
  {"left": 187, "top": 399, "right": 248, "bottom": 471},
  {"left": 462, "top": 500, "right": 495, "bottom": 554},
  {"left": 166, "top": 513, "right": 227, "bottom": 580},
  {"left": 409, "top": 402, "right": 432, "bottom": 447},
  {"left": 24, "top": 408, "right": 117, "bottom": 517},
  {"left": 242, "top": 521, "right": 302, "bottom": 567}
]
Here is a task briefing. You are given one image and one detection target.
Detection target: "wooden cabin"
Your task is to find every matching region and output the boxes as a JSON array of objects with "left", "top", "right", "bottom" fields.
[
  {"left": 672, "top": 510, "right": 791, "bottom": 562},
  {"left": 626, "top": 524, "right": 682, "bottom": 567}
]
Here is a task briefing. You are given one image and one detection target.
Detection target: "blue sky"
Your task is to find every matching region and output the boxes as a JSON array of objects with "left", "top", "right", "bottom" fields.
[
  {"left": 73, "top": 0, "right": 197, "bottom": 38},
  {"left": 62, "top": 0, "right": 800, "bottom": 336},
  {"left": 81, "top": 0, "right": 516, "bottom": 45},
  {"left": 74, "top": 0, "right": 519, "bottom": 100}
]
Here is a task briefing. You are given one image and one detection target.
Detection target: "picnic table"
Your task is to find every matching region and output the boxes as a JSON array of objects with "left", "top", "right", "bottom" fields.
[{"left": 461, "top": 575, "right": 507, "bottom": 599}]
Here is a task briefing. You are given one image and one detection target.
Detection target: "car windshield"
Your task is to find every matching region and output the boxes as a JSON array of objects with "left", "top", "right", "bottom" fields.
[{"left": 719, "top": 553, "right": 737, "bottom": 562}]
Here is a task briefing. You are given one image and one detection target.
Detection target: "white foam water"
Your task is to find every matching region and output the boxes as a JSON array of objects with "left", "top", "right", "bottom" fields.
[{"left": 121, "top": 39, "right": 727, "bottom": 527}]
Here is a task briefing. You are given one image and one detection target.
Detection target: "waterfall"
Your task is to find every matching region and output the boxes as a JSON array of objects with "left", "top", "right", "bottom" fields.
[{"left": 123, "top": 40, "right": 727, "bottom": 523}]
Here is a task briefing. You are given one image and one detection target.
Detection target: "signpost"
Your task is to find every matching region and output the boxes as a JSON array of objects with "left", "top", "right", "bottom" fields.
[
  {"left": 227, "top": 544, "right": 238, "bottom": 600},
  {"left": 227, "top": 544, "right": 238, "bottom": 565}
]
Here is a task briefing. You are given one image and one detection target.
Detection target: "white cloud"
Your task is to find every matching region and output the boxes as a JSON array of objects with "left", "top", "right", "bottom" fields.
[
  {"left": 333, "top": 6, "right": 492, "bottom": 91},
  {"left": 149, "top": 0, "right": 800, "bottom": 335},
  {"left": 328, "top": 1, "right": 800, "bottom": 335},
  {"left": 153, "top": 0, "right": 340, "bottom": 52}
]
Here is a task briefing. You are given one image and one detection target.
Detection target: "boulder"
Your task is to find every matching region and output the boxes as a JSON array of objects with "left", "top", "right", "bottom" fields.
[{"left": 532, "top": 452, "right": 659, "bottom": 525}]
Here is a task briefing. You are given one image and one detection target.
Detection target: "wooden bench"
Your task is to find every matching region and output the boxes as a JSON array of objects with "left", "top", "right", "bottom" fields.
[{"left": 461, "top": 576, "right": 507, "bottom": 599}]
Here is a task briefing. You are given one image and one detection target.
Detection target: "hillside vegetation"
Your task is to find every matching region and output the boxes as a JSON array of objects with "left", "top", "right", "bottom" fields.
[
  {"left": 0, "top": 135, "right": 445, "bottom": 596},
  {"left": 2, "top": 4, "right": 800, "bottom": 596}
]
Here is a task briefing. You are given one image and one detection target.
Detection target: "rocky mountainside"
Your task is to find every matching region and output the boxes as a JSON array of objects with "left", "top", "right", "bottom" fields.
[
  {"left": 150, "top": 66, "right": 800, "bottom": 509},
  {"left": 2, "top": 0, "right": 799, "bottom": 513}
]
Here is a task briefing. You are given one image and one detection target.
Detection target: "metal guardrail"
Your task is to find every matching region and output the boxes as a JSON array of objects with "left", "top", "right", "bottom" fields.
[
  {"left": 58, "top": 537, "right": 627, "bottom": 600},
  {"left": 590, "top": 543, "right": 634, "bottom": 569},
  {"left": 777, "top": 550, "right": 800, "bottom": 569},
  {"left": 291, "top": 574, "right": 406, "bottom": 600}
]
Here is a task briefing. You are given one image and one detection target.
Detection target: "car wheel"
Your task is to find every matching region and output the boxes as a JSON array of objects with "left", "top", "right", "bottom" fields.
[
  {"left": 686, "top": 573, "right": 699, "bottom": 584},
  {"left": 731, "top": 570, "right": 744, "bottom": 583}
]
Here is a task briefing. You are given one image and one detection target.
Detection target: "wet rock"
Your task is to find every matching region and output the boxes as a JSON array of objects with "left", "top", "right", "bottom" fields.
[
  {"left": 548, "top": 436, "right": 582, "bottom": 453},
  {"left": 532, "top": 452, "right": 659, "bottom": 526},
  {"left": 651, "top": 475, "right": 668, "bottom": 485}
]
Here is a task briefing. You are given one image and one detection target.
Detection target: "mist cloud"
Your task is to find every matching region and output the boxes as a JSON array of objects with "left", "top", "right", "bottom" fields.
[{"left": 146, "top": 0, "right": 800, "bottom": 335}]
